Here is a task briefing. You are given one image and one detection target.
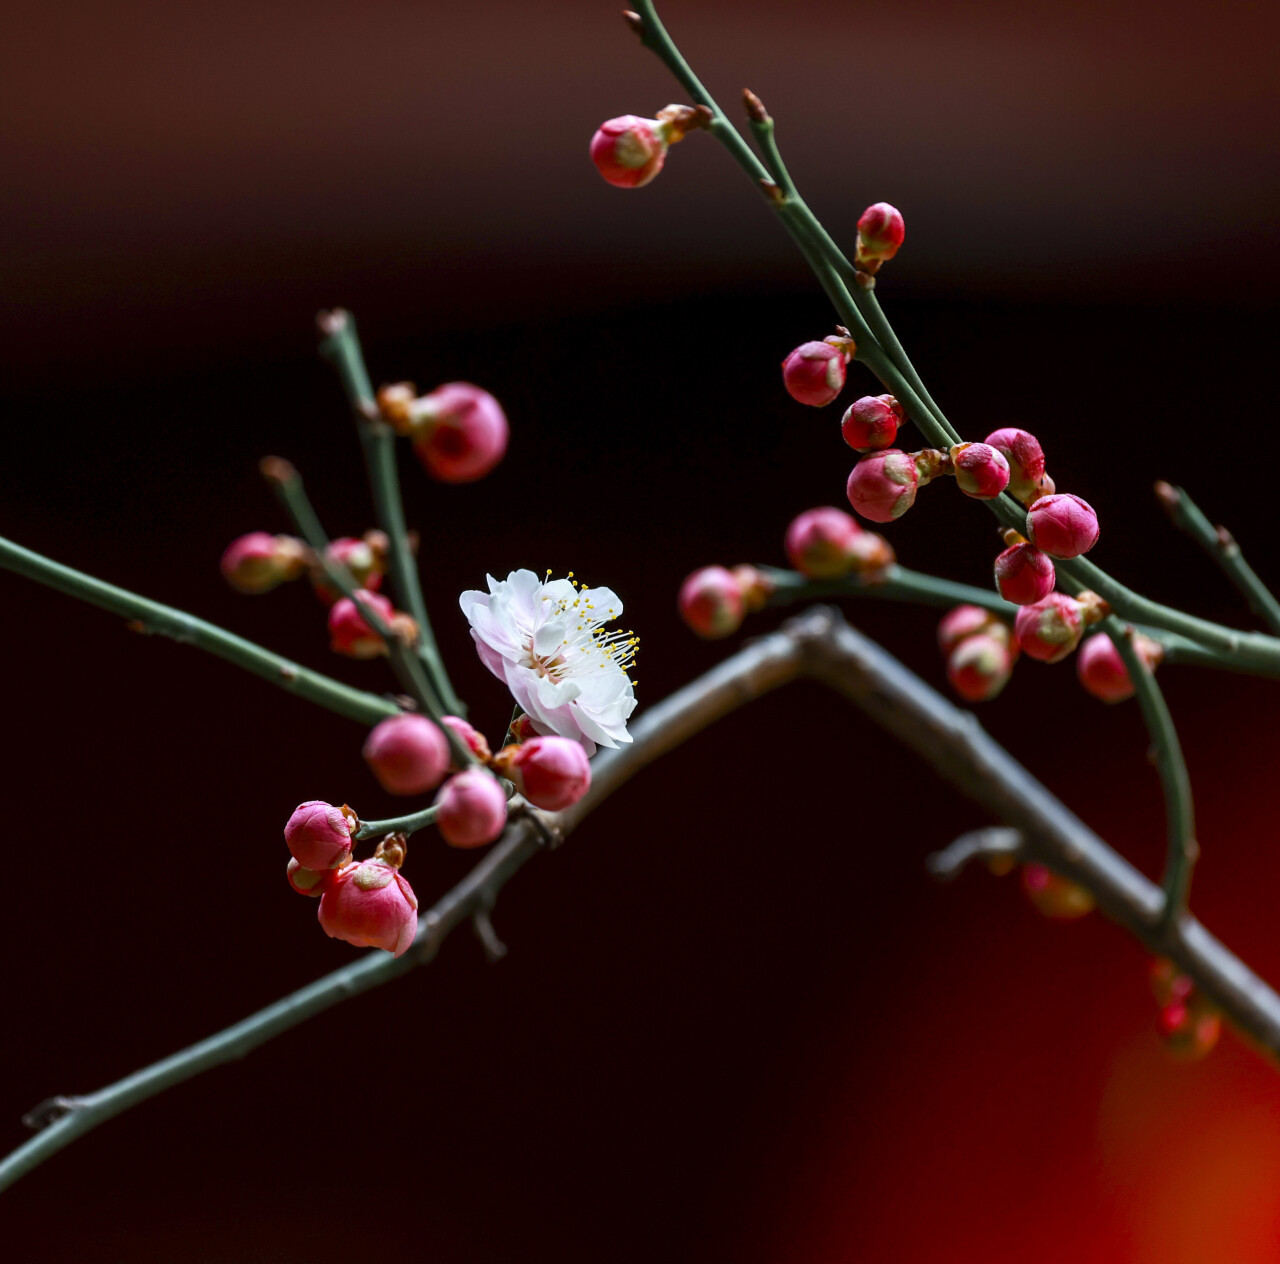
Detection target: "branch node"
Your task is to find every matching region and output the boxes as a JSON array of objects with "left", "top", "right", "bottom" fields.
[{"left": 22, "top": 1096, "right": 84, "bottom": 1132}]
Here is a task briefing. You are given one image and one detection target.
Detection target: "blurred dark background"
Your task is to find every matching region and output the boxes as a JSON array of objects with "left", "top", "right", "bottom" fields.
[{"left": 4, "top": 1, "right": 1280, "bottom": 1260}]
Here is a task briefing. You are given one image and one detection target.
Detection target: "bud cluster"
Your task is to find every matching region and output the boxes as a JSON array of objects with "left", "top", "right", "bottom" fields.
[
  {"left": 1020, "top": 863, "right": 1095, "bottom": 920},
  {"left": 936, "top": 604, "right": 1017, "bottom": 702},
  {"left": 677, "top": 564, "right": 773, "bottom": 639},
  {"left": 1150, "top": 958, "right": 1221, "bottom": 1060}
]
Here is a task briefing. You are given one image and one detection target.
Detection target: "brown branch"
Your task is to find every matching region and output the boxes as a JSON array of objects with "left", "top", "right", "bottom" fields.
[{"left": 7, "top": 606, "right": 1280, "bottom": 1194}]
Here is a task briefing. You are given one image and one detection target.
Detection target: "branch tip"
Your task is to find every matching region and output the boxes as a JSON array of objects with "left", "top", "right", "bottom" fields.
[
  {"left": 622, "top": 9, "right": 643, "bottom": 37},
  {"left": 742, "top": 88, "right": 768, "bottom": 123},
  {"left": 473, "top": 910, "right": 508, "bottom": 963}
]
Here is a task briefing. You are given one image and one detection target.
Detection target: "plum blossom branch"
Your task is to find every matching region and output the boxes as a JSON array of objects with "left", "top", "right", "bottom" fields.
[
  {"left": 317, "top": 309, "right": 463, "bottom": 715},
  {"left": 8, "top": 608, "right": 1280, "bottom": 1192},
  {"left": 627, "top": 1, "right": 1280, "bottom": 676},
  {"left": 1154, "top": 481, "right": 1280, "bottom": 636},
  {"left": 0, "top": 534, "right": 397, "bottom": 727}
]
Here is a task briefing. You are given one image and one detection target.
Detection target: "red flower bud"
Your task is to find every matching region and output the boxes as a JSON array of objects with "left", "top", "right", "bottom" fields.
[
  {"left": 1026, "top": 493, "right": 1100, "bottom": 559},
  {"left": 1014, "top": 593, "right": 1084, "bottom": 663},
  {"left": 441, "top": 714, "right": 492, "bottom": 766},
  {"left": 951, "top": 442, "right": 1010, "bottom": 500},
  {"left": 284, "top": 800, "right": 357, "bottom": 871},
  {"left": 1150, "top": 957, "right": 1195, "bottom": 1005},
  {"left": 938, "top": 604, "right": 999, "bottom": 654},
  {"left": 505, "top": 735, "right": 592, "bottom": 811},
  {"left": 410, "top": 383, "right": 508, "bottom": 483},
  {"left": 434, "top": 769, "right": 508, "bottom": 849},
  {"left": 1159, "top": 997, "right": 1221, "bottom": 1061},
  {"left": 1076, "top": 630, "right": 1162, "bottom": 703},
  {"left": 589, "top": 115, "right": 669, "bottom": 188},
  {"left": 993, "top": 542, "right": 1056, "bottom": 606},
  {"left": 286, "top": 858, "right": 332, "bottom": 898},
  {"left": 310, "top": 536, "right": 384, "bottom": 607},
  {"left": 947, "top": 632, "right": 1015, "bottom": 702},
  {"left": 784, "top": 506, "right": 864, "bottom": 578},
  {"left": 1021, "top": 863, "right": 1094, "bottom": 919},
  {"left": 983, "top": 428, "right": 1046, "bottom": 503},
  {"left": 855, "top": 202, "right": 905, "bottom": 270},
  {"left": 318, "top": 859, "right": 419, "bottom": 958},
  {"left": 363, "top": 714, "right": 451, "bottom": 795},
  {"left": 841, "top": 394, "right": 903, "bottom": 452},
  {"left": 220, "top": 532, "right": 306, "bottom": 594},
  {"left": 781, "top": 340, "right": 849, "bottom": 407},
  {"left": 847, "top": 531, "right": 896, "bottom": 575},
  {"left": 678, "top": 566, "right": 746, "bottom": 639},
  {"left": 846, "top": 449, "right": 919, "bottom": 523},
  {"left": 328, "top": 589, "right": 396, "bottom": 659}
]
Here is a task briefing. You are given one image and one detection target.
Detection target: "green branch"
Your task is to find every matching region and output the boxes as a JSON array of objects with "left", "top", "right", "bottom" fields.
[
  {"left": 1155, "top": 482, "right": 1280, "bottom": 636},
  {"left": 1103, "top": 616, "right": 1197, "bottom": 924},
  {"left": 318, "top": 310, "right": 465, "bottom": 715},
  {"left": 0, "top": 535, "right": 396, "bottom": 726}
]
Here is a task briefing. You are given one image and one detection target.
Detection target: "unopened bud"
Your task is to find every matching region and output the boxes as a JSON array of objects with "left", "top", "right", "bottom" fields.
[
  {"left": 847, "top": 531, "right": 895, "bottom": 575},
  {"left": 855, "top": 202, "right": 905, "bottom": 272},
  {"left": 678, "top": 566, "right": 745, "bottom": 638},
  {"left": 589, "top": 115, "right": 669, "bottom": 188},
  {"left": 441, "top": 714, "right": 492, "bottom": 766},
  {"left": 951, "top": 442, "right": 1010, "bottom": 500},
  {"left": 434, "top": 769, "right": 509, "bottom": 849},
  {"left": 328, "top": 589, "right": 396, "bottom": 659},
  {"left": 317, "top": 859, "right": 419, "bottom": 958},
  {"left": 1150, "top": 957, "right": 1195, "bottom": 1005},
  {"left": 841, "top": 394, "right": 903, "bottom": 452},
  {"left": 938, "top": 604, "right": 1002, "bottom": 654},
  {"left": 1014, "top": 593, "right": 1085, "bottom": 663},
  {"left": 781, "top": 339, "right": 851, "bottom": 407},
  {"left": 983, "top": 428, "right": 1046, "bottom": 503},
  {"left": 1021, "top": 863, "right": 1094, "bottom": 919},
  {"left": 784, "top": 506, "right": 864, "bottom": 578},
  {"left": 502, "top": 736, "right": 592, "bottom": 811},
  {"left": 363, "top": 713, "right": 451, "bottom": 795},
  {"left": 1076, "top": 630, "right": 1162, "bottom": 702},
  {"left": 993, "top": 541, "right": 1056, "bottom": 606},
  {"left": 409, "top": 383, "right": 508, "bottom": 483},
  {"left": 1159, "top": 997, "right": 1221, "bottom": 1061},
  {"left": 310, "top": 536, "right": 384, "bottom": 606},
  {"left": 284, "top": 800, "right": 357, "bottom": 871},
  {"left": 846, "top": 449, "right": 919, "bottom": 523},
  {"left": 286, "top": 857, "right": 331, "bottom": 898},
  {"left": 1026, "top": 493, "right": 1099, "bottom": 559},
  {"left": 947, "top": 632, "right": 1015, "bottom": 702},
  {"left": 220, "top": 532, "right": 306, "bottom": 594},
  {"left": 731, "top": 564, "right": 773, "bottom": 611}
]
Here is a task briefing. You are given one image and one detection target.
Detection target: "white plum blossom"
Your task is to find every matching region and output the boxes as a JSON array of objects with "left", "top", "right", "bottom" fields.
[{"left": 459, "top": 570, "right": 638, "bottom": 756}]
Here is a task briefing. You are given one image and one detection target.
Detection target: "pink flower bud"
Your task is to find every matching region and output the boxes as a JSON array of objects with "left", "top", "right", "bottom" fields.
[
  {"left": 784, "top": 506, "right": 864, "bottom": 578},
  {"left": 845, "top": 449, "right": 919, "bottom": 523},
  {"left": 328, "top": 589, "right": 396, "bottom": 659},
  {"left": 1150, "top": 957, "right": 1195, "bottom": 1006},
  {"left": 1159, "top": 996, "right": 1221, "bottom": 1060},
  {"left": 847, "top": 531, "right": 895, "bottom": 575},
  {"left": 732, "top": 564, "right": 774, "bottom": 611},
  {"left": 947, "top": 633, "right": 1015, "bottom": 702},
  {"left": 983, "top": 428, "right": 1046, "bottom": 502},
  {"left": 993, "top": 542, "right": 1056, "bottom": 606},
  {"left": 310, "top": 536, "right": 384, "bottom": 606},
  {"left": 1021, "top": 863, "right": 1095, "bottom": 920},
  {"left": 441, "top": 714, "right": 492, "bottom": 765},
  {"left": 220, "top": 532, "right": 305, "bottom": 594},
  {"left": 362, "top": 713, "right": 451, "bottom": 795},
  {"left": 781, "top": 340, "right": 849, "bottom": 407},
  {"left": 589, "top": 114, "right": 670, "bottom": 188},
  {"left": 1014, "top": 593, "right": 1084, "bottom": 663},
  {"left": 678, "top": 566, "right": 745, "bottom": 639},
  {"left": 841, "top": 394, "right": 903, "bottom": 452},
  {"left": 855, "top": 202, "right": 905, "bottom": 270},
  {"left": 1076, "top": 630, "right": 1162, "bottom": 703},
  {"left": 286, "top": 857, "right": 331, "bottom": 898},
  {"left": 284, "top": 800, "right": 357, "bottom": 871},
  {"left": 1026, "top": 493, "right": 1100, "bottom": 559},
  {"left": 410, "top": 383, "right": 509, "bottom": 483},
  {"left": 318, "top": 859, "right": 419, "bottom": 958},
  {"left": 506, "top": 735, "right": 592, "bottom": 811},
  {"left": 435, "top": 769, "right": 509, "bottom": 848},
  {"left": 937, "top": 604, "right": 998, "bottom": 654},
  {"left": 951, "top": 442, "right": 1010, "bottom": 500}
]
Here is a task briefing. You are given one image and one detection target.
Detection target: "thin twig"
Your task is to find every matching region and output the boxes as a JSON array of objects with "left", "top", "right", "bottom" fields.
[
  {"left": 926, "top": 827, "right": 1025, "bottom": 881},
  {"left": 1103, "top": 615, "right": 1198, "bottom": 925},
  {"left": 0, "top": 534, "right": 396, "bottom": 727},
  {"left": 1155, "top": 481, "right": 1280, "bottom": 636},
  {"left": 318, "top": 309, "right": 464, "bottom": 714}
]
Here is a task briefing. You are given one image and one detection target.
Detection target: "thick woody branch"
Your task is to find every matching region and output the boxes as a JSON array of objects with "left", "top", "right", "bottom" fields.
[{"left": 7, "top": 608, "right": 1280, "bottom": 1193}]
